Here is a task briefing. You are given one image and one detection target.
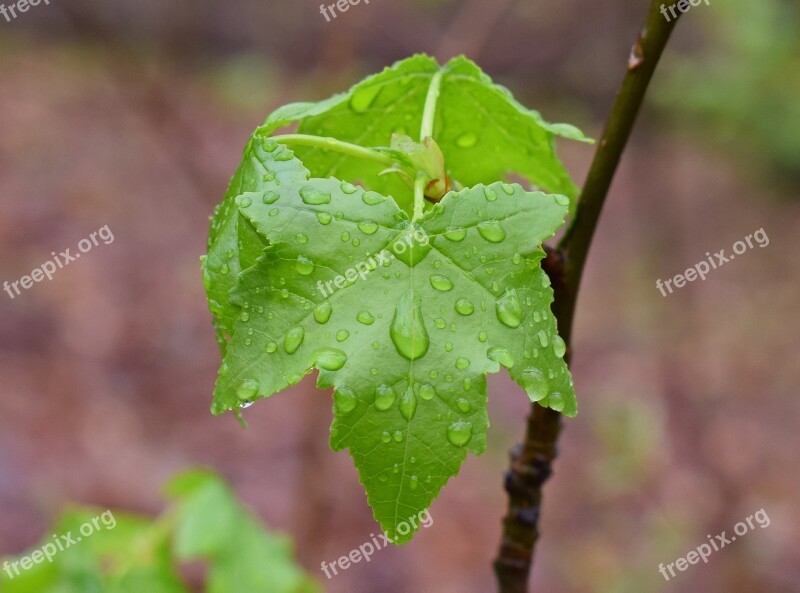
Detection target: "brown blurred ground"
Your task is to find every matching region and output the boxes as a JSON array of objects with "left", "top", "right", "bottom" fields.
[{"left": 0, "top": 1, "right": 798, "bottom": 592}]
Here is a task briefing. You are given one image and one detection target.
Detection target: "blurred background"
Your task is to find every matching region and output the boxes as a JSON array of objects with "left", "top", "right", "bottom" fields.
[{"left": 0, "top": 0, "right": 798, "bottom": 591}]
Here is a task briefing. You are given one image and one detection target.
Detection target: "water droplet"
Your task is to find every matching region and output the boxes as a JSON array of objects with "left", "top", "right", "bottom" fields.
[
  {"left": 341, "top": 181, "right": 358, "bottom": 194},
  {"left": 331, "top": 329, "right": 348, "bottom": 343},
  {"left": 533, "top": 311, "right": 541, "bottom": 323},
  {"left": 456, "top": 357, "right": 470, "bottom": 370},
  {"left": 399, "top": 386, "right": 417, "bottom": 421},
  {"left": 265, "top": 341, "right": 278, "bottom": 353},
  {"left": 477, "top": 221, "right": 506, "bottom": 243},
  {"left": 519, "top": 367, "right": 549, "bottom": 401},
  {"left": 430, "top": 275, "right": 454, "bottom": 291},
  {"left": 314, "top": 302, "right": 332, "bottom": 324},
  {"left": 444, "top": 227, "right": 467, "bottom": 242},
  {"left": 268, "top": 208, "right": 279, "bottom": 217},
  {"left": 447, "top": 421, "right": 473, "bottom": 447},
  {"left": 219, "top": 363, "right": 230, "bottom": 377},
  {"left": 429, "top": 370, "right": 439, "bottom": 380},
  {"left": 284, "top": 326, "right": 305, "bottom": 354},
  {"left": 358, "top": 221, "right": 379, "bottom": 235},
  {"left": 496, "top": 289, "right": 523, "bottom": 328},
  {"left": 463, "top": 377, "right": 472, "bottom": 390},
  {"left": 236, "top": 378, "right": 259, "bottom": 401},
  {"left": 362, "top": 191, "right": 387, "bottom": 206},
  {"left": 257, "top": 191, "right": 276, "bottom": 205},
  {"left": 547, "top": 391, "right": 565, "bottom": 412},
  {"left": 554, "top": 194, "right": 570, "bottom": 207},
  {"left": 478, "top": 331, "right": 488, "bottom": 342},
  {"left": 274, "top": 150, "right": 294, "bottom": 162},
  {"left": 552, "top": 335, "right": 567, "bottom": 358},
  {"left": 352, "top": 237, "right": 361, "bottom": 247},
  {"left": 375, "top": 384, "right": 397, "bottom": 411},
  {"left": 540, "top": 274, "right": 551, "bottom": 288},
  {"left": 393, "top": 430, "right": 404, "bottom": 442},
  {"left": 341, "top": 231, "right": 350, "bottom": 242},
  {"left": 317, "top": 212, "right": 332, "bottom": 225},
  {"left": 381, "top": 431, "right": 391, "bottom": 443},
  {"left": 237, "top": 196, "right": 252, "bottom": 208},
  {"left": 334, "top": 386, "right": 357, "bottom": 413},
  {"left": 456, "top": 132, "right": 478, "bottom": 148},
  {"left": 488, "top": 346, "right": 514, "bottom": 369},
  {"left": 434, "top": 318, "right": 446, "bottom": 329},
  {"left": 296, "top": 233, "right": 309, "bottom": 244},
  {"left": 455, "top": 299, "right": 475, "bottom": 316},
  {"left": 456, "top": 397, "right": 471, "bottom": 413},
  {"left": 240, "top": 311, "right": 250, "bottom": 322},
  {"left": 537, "top": 330, "right": 549, "bottom": 347},
  {"left": 512, "top": 253, "right": 522, "bottom": 265},
  {"left": 356, "top": 310, "right": 375, "bottom": 325},
  {"left": 484, "top": 187, "right": 497, "bottom": 202},
  {"left": 220, "top": 263, "right": 230, "bottom": 275},
  {"left": 300, "top": 187, "right": 331, "bottom": 205},
  {"left": 350, "top": 85, "right": 381, "bottom": 113},
  {"left": 419, "top": 384, "right": 436, "bottom": 400},
  {"left": 296, "top": 255, "right": 314, "bottom": 275},
  {"left": 445, "top": 342, "right": 453, "bottom": 352},
  {"left": 390, "top": 291, "right": 430, "bottom": 361}
]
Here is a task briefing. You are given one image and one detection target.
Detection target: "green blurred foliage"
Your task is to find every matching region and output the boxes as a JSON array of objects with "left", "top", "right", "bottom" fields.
[
  {"left": 1, "top": 470, "right": 321, "bottom": 593},
  {"left": 657, "top": 0, "right": 800, "bottom": 181}
]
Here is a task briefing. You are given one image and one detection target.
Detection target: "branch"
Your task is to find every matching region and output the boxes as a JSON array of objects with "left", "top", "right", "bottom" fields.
[{"left": 494, "top": 2, "right": 683, "bottom": 591}]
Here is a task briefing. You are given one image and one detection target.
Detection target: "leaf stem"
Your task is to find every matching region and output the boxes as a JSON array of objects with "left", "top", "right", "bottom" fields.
[
  {"left": 413, "top": 69, "right": 444, "bottom": 221},
  {"left": 271, "top": 134, "right": 397, "bottom": 168},
  {"left": 494, "top": 2, "right": 683, "bottom": 591}
]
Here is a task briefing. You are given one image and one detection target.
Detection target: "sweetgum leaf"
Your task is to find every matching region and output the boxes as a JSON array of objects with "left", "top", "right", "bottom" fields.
[
  {"left": 261, "top": 54, "right": 590, "bottom": 215},
  {"left": 202, "top": 135, "right": 309, "bottom": 350},
  {"left": 212, "top": 173, "right": 576, "bottom": 542}
]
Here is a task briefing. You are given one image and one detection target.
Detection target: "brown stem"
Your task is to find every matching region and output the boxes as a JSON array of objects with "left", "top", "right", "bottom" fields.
[{"left": 494, "top": 2, "right": 682, "bottom": 591}]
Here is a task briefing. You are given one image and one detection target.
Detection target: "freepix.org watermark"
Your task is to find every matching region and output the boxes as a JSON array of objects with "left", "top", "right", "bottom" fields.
[
  {"left": 658, "top": 508, "right": 770, "bottom": 581},
  {"left": 3, "top": 224, "right": 114, "bottom": 300},
  {"left": 319, "top": 0, "right": 370, "bottom": 22},
  {"left": 320, "top": 509, "right": 433, "bottom": 579},
  {"left": 1, "top": 0, "right": 50, "bottom": 24},
  {"left": 656, "top": 227, "right": 768, "bottom": 297},
  {"left": 2, "top": 510, "right": 116, "bottom": 580},
  {"left": 659, "top": 0, "right": 710, "bottom": 22},
  {"left": 316, "top": 227, "right": 429, "bottom": 299}
]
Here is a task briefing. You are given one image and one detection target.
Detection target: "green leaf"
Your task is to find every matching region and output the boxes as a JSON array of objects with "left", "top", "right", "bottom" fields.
[
  {"left": 261, "top": 54, "right": 590, "bottom": 216},
  {"left": 212, "top": 174, "right": 576, "bottom": 542},
  {"left": 202, "top": 134, "right": 309, "bottom": 351}
]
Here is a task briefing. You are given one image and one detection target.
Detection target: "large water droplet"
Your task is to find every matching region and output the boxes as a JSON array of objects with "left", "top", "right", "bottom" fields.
[
  {"left": 552, "top": 335, "right": 567, "bottom": 358},
  {"left": 262, "top": 191, "right": 280, "bottom": 204},
  {"left": 478, "top": 331, "right": 488, "bottom": 343},
  {"left": 296, "top": 233, "right": 309, "bottom": 244},
  {"left": 547, "top": 391, "right": 565, "bottom": 412},
  {"left": 390, "top": 291, "right": 430, "bottom": 361},
  {"left": 300, "top": 187, "right": 331, "bottom": 206},
  {"left": 362, "top": 191, "right": 387, "bottom": 206},
  {"left": 341, "top": 181, "right": 358, "bottom": 194},
  {"left": 313, "top": 348, "right": 347, "bottom": 371},
  {"left": 455, "top": 299, "right": 475, "bottom": 316},
  {"left": 488, "top": 346, "right": 514, "bottom": 369},
  {"left": 477, "top": 221, "right": 506, "bottom": 243},
  {"left": 334, "top": 386, "right": 357, "bottom": 414},
  {"left": 430, "top": 275, "right": 454, "bottom": 292},
  {"left": 537, "top": 330, "right": 549, "bottom": 347},
  {"left": 317, "top": 212, "right": 332, "bottom": 225},
  {"left": 554, "top": 194, "right": 570, "bottom": 207},
  {"left": 409, "top": 475, "right": 419, "bottom": 490},
  {"left": 265, "top": 341, "right": 278, "bottom": 353},
  {"left": 358, "top": 221, "right": 379, "bottom": 235},
  {"left": 419, "top": 384, "right": 436, "bottom": 400},
  {"left": 519, "top": 367, "right": 549, "bottom": 401},
  {"left": 284, "top": 326, "right": 305, "bottom": 354},
  {"left": 314, "top": 302, "right": 332, "bottom": 324},
  {"left": 455, "top": 357, "right": 470, "bottom": 370},
  {"left": 443, "top": 227, "right": 467, "bottom": 242},
  {"left": 456, "top": 397, "right": 471, "bottom": 413},
  {"left": 296, "top": 255, "right": 314, "bottom": 275},
  {"left": 381, "top": 431, "right": 391, "bottom": 443},
  {"left": 375, "top": 384, "right": 397, "bottom": 411},
  {"left": 356, "top": 310, "right": 375, "bottom": 325},
  {"left": 237, "top": 196, "right": 252, "bottom": 208},
  {"left": 236, "top": 378, "right": 259, "bottom": 401},
  {"left": 399, "top": 386, "right": 417, "bottom": 421},
  {"left": 336, "top": 329, "right": 349, "bottom": 342},
  {"left": 447, "top": 421, "right": 473, "bottom": 447},
  {"left": 484, "top": 187, "right": 497, "bottom": 202},
  {"left": 393, "top": 430, "right": 405, "bottom": 442},
  {"left": 496, "top": 289, "right": 523, "bottom": 328}
]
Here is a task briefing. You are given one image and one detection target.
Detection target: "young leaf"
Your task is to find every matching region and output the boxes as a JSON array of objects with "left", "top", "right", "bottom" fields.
[
  {"left": 262, "top": 54, "right": 591, "bottom": 215},
  {"left": 212, "top": 175, "right": 575, "bottom": 542}
]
